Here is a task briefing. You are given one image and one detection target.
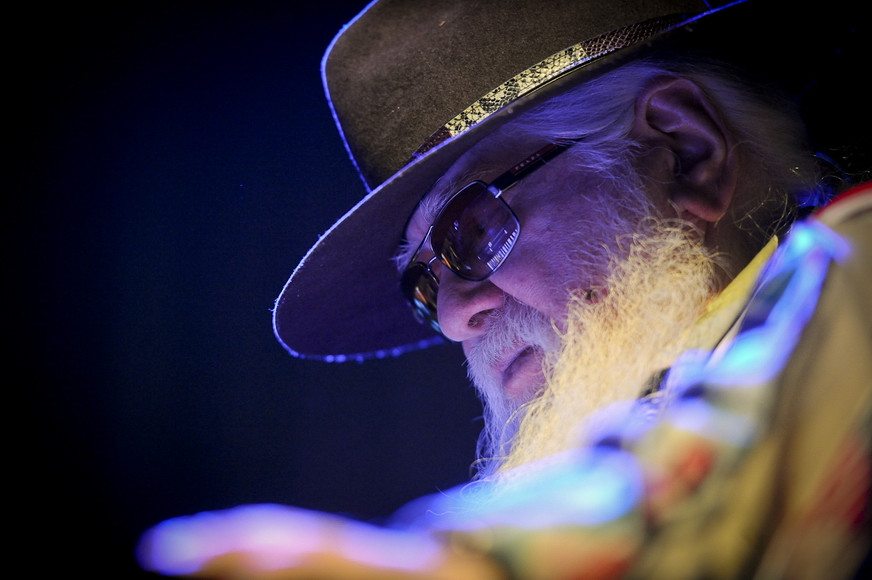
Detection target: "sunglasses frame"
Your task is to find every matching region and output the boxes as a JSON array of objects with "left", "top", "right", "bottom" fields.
[{"left": 401, "top": 139, "right": 576, "bottom": 334}]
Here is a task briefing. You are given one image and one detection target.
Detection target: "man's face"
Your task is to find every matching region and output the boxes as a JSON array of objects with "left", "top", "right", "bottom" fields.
[{"left": 402, "top": 135, "right": 658, "bottom": 410}]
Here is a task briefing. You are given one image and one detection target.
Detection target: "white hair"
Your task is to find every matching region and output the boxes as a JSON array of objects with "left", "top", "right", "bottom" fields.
[
  {"left": 395, "top": 56, "right": 830, "bottom": 479},
  {"left": 504, "top": 56, "right": 828, "bottom": 210},
  {"left": 469, "top": 56, "right": 828, "bottom": 477}
]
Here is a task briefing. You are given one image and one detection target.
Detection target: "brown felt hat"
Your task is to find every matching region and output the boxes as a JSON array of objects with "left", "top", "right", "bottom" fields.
[{"left": 273, "top": 0, "right": 862, "bottom": 361}]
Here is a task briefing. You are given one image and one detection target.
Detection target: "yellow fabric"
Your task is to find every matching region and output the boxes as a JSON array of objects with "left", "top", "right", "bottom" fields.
[
  {"left": 685, "top": 236, "right": 777, "bottom": 352},
  {"left": 442, "top": 186, "right": 872, "bottom": 580}
]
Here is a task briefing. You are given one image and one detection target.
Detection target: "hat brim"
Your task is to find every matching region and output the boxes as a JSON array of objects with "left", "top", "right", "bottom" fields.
[{"left": 273, "top": 0, "right": 864, "bottom": 361}]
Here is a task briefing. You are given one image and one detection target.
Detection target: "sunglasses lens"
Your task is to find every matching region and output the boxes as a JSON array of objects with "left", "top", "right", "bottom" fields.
[
  {"left": 401, "top": 262, "right": 441, "bottom": 333},
  {"left": 432, "top": 183, "right": 520, "bottom": 280},
  {"left": 401, "top": 182, "right": 521, "bottom": 334}
]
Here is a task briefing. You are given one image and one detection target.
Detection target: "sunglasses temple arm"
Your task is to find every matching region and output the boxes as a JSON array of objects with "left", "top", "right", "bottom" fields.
[{"left": 489, "top": 139, "right": 576, "bottom": 194}]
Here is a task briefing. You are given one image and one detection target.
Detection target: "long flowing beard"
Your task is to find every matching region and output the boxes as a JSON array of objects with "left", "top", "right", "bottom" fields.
[
  {"left": 493, "top": 219, "right": 720, "bottom": 480},
  {"left": 466, "top": 298, "right": 562, "bottom": 475}
]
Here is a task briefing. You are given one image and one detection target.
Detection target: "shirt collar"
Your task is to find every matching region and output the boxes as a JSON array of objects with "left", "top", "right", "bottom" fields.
[{"left": 685, "top": 236, "right": 779, "bottom": 352}]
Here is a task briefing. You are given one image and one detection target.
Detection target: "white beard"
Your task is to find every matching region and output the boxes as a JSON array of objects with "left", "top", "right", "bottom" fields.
[
  {"left": 475, "top": 217, "right": 720, "bottom": 482},
  {"left": 465, "top": 295, "right": 562, "bottom": 473}
]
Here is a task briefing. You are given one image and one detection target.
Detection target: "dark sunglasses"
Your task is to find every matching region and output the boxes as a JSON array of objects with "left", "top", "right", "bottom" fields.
[{"left": 401, "top": 139, "right": 575, "bottom": 335}]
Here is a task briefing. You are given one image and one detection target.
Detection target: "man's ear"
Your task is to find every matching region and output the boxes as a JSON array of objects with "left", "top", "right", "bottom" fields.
[{"left": 633, "top": 76, "right": 738, "bottom": 223}]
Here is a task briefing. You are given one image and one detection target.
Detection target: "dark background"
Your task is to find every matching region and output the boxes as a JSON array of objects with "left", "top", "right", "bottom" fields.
[
  {"left": 13, "top": 2, "right": 871, "bottom": 579},
  {"left": 15, "top": 2, "right": 481, "bottom": 578}
]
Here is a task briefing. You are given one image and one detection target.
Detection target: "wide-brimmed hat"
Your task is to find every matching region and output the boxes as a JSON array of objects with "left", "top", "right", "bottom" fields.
[{"left": 273, "top": 0, "right": 862, "bottom": 362}]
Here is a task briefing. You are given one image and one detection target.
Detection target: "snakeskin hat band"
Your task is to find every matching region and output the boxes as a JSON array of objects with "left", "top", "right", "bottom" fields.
[{"left": 272, "top": 0, "right": 860, "bottom": 362}]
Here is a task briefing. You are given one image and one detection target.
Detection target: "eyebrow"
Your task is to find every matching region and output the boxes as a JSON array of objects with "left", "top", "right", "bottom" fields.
[
  {"left": 421, "top": 167, "right": 486, "bottom": 222},
  {"left": 394, "top": 139, "right": 577, "bottom": 272},
  {"left": 392, "top": 168, "right": 488, "bottom": 272}
]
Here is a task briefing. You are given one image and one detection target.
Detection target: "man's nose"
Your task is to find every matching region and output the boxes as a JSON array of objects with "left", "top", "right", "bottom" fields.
[{"left": 436, "top": 273, "right": 505, "bottom": 342}]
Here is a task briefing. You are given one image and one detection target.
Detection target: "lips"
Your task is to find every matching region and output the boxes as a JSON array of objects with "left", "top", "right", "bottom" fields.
[{"left": 500, "top": 345, "right": 544, "bottom": 402}]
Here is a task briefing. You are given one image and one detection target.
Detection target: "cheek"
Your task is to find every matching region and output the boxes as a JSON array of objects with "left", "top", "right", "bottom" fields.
[
  {"left": 496, "top": 170, "right": 637, "bottom": 318},
  {"left": 498, "top": 208, "right": 620, "bottom": 319},
  {"left": 495, "top": 233, "right": 586, "bottom": 321}
]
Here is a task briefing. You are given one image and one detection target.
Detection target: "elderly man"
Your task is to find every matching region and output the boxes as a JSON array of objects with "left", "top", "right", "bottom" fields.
[{"left": 138, "top": 0, "right": 870, "bottom": 578}]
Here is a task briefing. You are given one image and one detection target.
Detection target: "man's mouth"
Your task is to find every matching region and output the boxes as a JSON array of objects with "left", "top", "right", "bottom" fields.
[{"left": 500, "top": 346, "right": 544, "bottom": 403}]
